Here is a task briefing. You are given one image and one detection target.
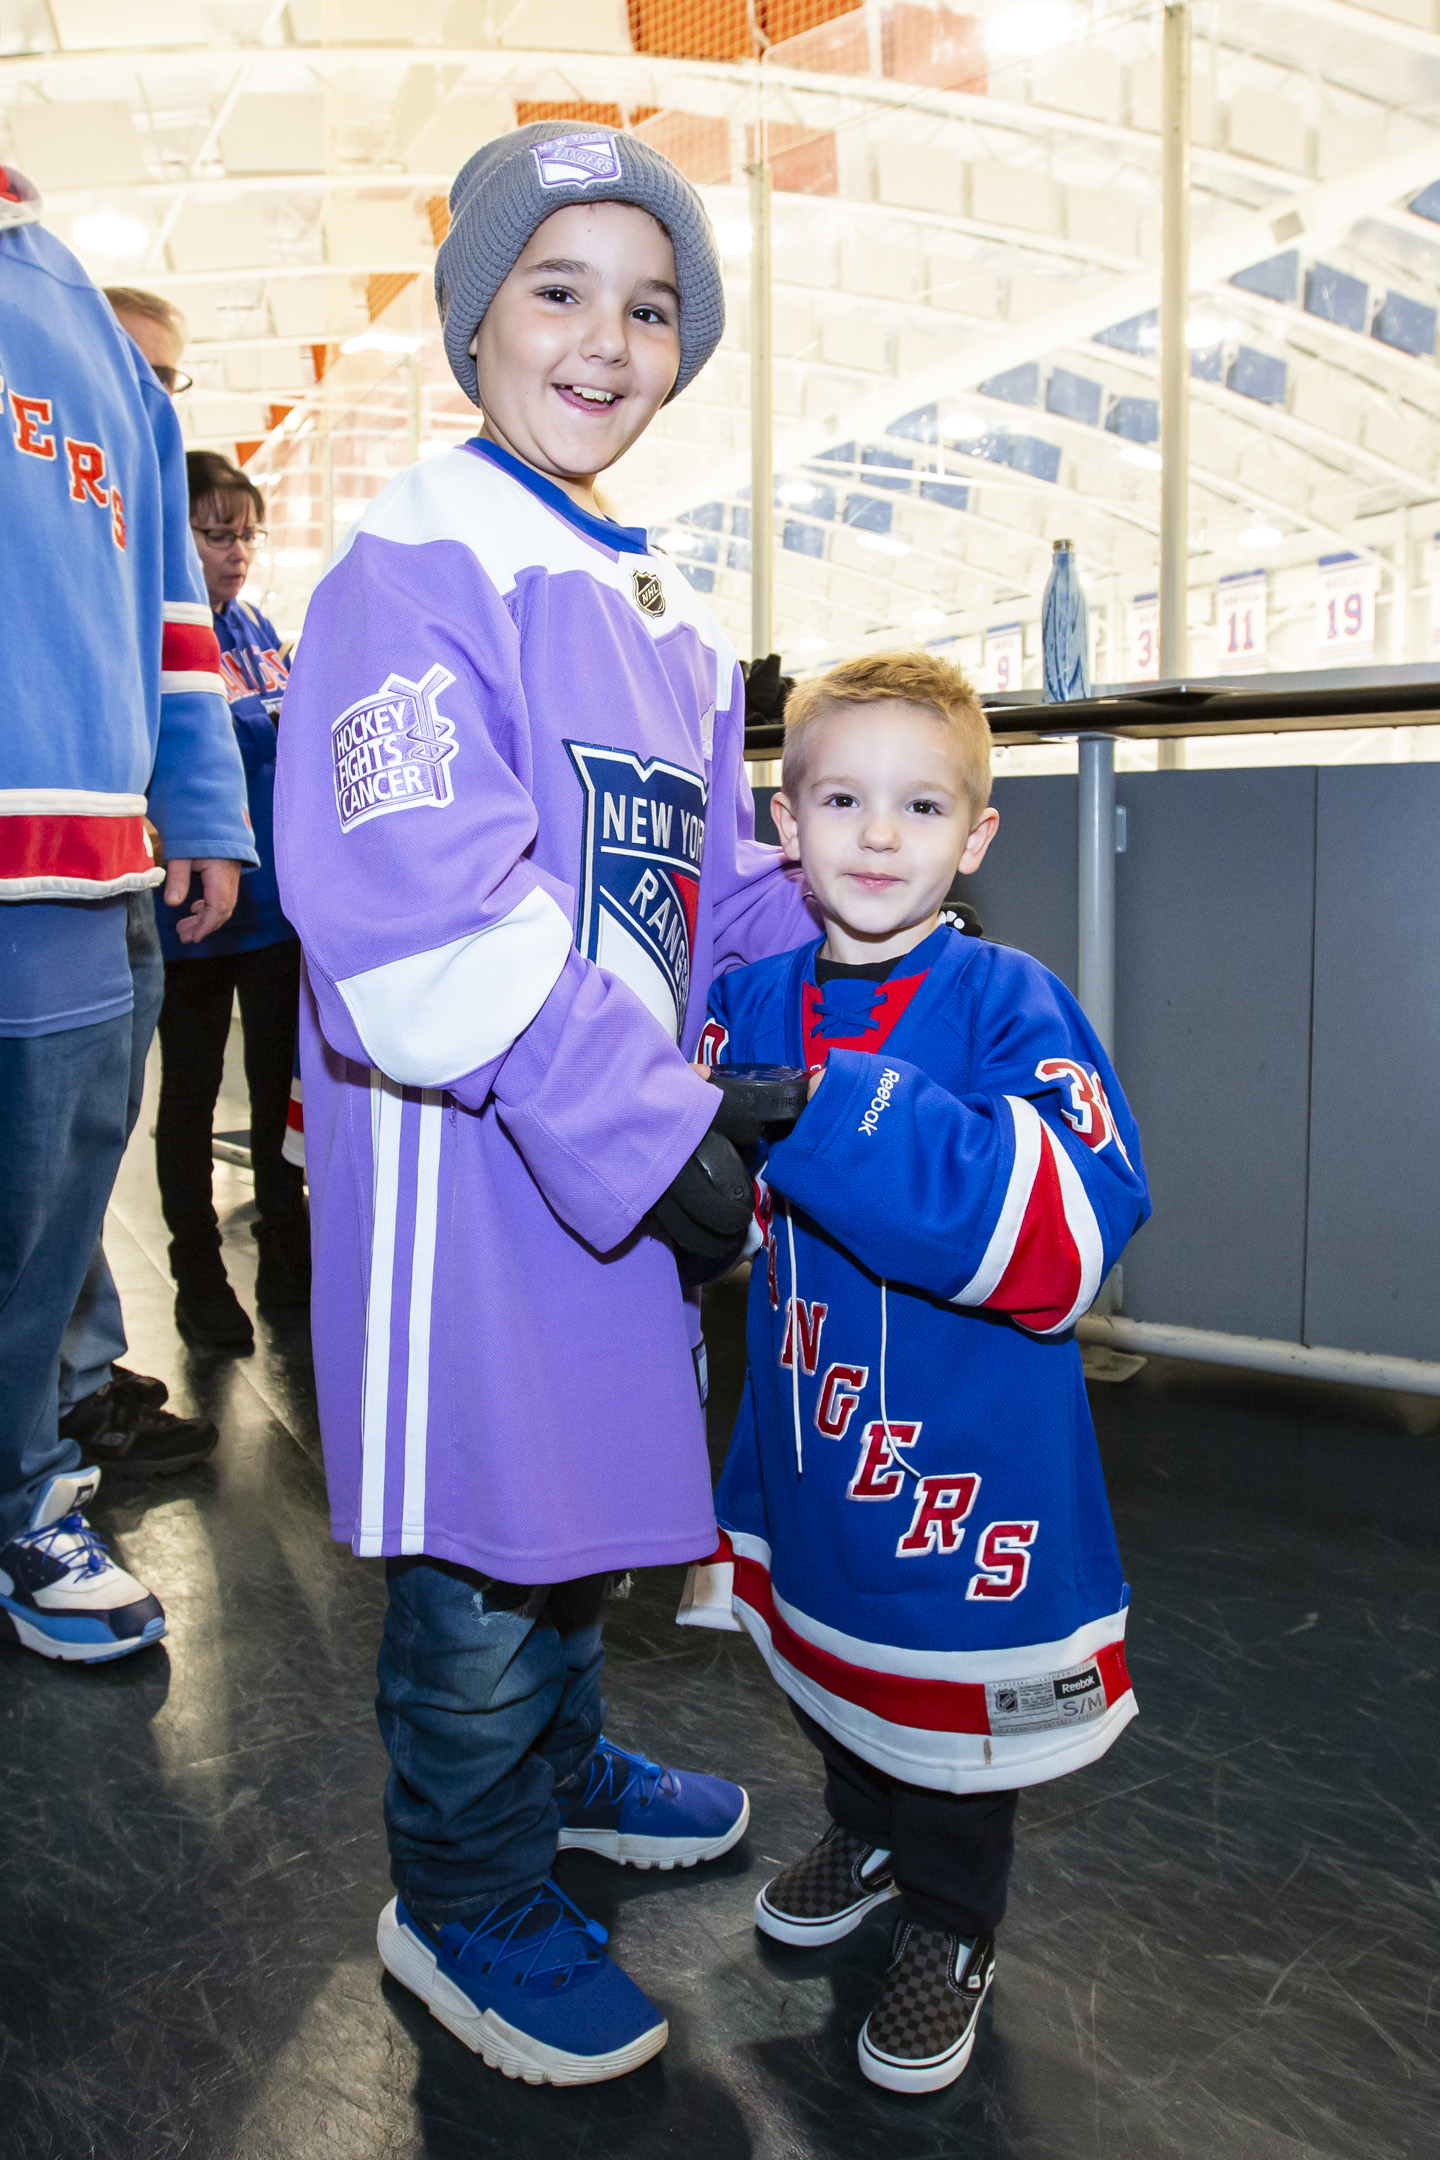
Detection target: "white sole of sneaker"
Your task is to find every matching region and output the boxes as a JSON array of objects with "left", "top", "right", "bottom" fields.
[
  {"left": 557, "top": 1789, "right": 750, "bottom": 1870},
  {"left": 754, "top": 1879, "right": 899, "bottom": 1947},
  {"left": 0, "top": 1603, "right": 166, "bottom": 1663},
  {"left": 856, "top": 1966, "right": 994, "bottom": 2094},
  {"left": 376, "top": 1899, "right": 668, "bottom": 2087}
]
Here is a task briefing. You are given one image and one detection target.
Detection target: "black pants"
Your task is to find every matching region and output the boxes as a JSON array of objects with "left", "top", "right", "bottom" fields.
[
  {"left": 793, "top": 1704, "right": 1018, "bottom": 1940},
  {"left": 155, "top": 938, "right": 305, "bottom": 1248}
]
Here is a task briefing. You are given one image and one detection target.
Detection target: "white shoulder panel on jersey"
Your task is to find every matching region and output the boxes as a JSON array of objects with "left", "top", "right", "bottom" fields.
[
  {"left": 326, "top": 450, "right": 737, "bottom": 707},
  {"left": 336, "top": 884, "right": 574, "bottom": 1088}
]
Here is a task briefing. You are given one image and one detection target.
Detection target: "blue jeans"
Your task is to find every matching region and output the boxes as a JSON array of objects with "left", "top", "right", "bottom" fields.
[
  {"left": 376, "top": 1560, "right": 610, "bottom": 1925},
  {"left": 0, "top": 1015, "right": 131, "bottom": 1544},
  {"left": 58, "top": 894, "right": 165, "bottom": 1410}
]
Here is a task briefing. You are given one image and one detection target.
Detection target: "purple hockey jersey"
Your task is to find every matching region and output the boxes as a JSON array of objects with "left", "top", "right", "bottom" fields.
[{"left": 273, "top": 439, "right": 813, "bottom": 1579}]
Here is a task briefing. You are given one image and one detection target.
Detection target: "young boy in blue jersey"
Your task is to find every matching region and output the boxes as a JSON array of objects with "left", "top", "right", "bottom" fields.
[{"left": 691, "top": 650, "right": 1151, "bottom": 2094}]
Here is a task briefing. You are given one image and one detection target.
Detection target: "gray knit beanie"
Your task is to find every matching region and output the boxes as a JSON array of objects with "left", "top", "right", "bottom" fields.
[{"left": 435, "top": 122, "right": 725, "bottom": 407}]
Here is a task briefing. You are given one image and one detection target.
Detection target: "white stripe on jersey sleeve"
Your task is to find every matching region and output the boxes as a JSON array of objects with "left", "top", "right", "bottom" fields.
[
  {"left": 337, "top": 885, "right": 573, "bottom": 1089},
  {"left": 953, "top": 1094, "right": 1042, "bottom": 1307},
  {"left": 1026, "top": 1122, "right": 1105, "bottom": 1336}
]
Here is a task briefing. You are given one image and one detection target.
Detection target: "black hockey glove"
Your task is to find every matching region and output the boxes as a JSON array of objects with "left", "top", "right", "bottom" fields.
[
  {"left": 647, "top": 1124, "right": 753, "bottom": 1262},
  {"left": 739, "top": 652, "right": 794, "bottom": 727}
]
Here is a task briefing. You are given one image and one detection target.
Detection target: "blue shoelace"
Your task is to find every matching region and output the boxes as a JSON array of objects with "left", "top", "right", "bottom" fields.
[
  {"left": 18, "top": 1511, "right": 110, "bottom": 1579},
  {"left": 451, "top": 1879, "right": 608, "bottom": 1990},
  {"left": 575, "top": 1737, "right": 677, "bottom": 1811}
]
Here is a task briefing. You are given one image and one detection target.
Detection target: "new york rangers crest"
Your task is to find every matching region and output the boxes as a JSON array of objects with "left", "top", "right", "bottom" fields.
[{"left": 567, "top": 742, "right": 706, "bottom": 1041}]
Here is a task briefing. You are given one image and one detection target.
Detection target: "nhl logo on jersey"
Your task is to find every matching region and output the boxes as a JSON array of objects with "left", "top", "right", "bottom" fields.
[
  {"left": 331, "top": 664, "right": 458, "bottom": 832},
  {"left": 632, "top": 568, "right": 666, "bottom": 618},
  {"left": 566, "top": 741, "right": 706, "bottom": 1041},
  {"left": 533, "top": 133, "right": 623, "bottom": 190}
]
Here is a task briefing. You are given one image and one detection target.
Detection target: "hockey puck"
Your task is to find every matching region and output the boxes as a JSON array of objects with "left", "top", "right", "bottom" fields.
[{"left": 706, "top": 1063, "right": 811, "bottom": 1147}]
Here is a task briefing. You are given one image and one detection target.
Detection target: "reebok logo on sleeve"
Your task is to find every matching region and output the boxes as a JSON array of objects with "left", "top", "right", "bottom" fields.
[{"left": 859, "top": 1067, "right": 900, "bottom": 1136}]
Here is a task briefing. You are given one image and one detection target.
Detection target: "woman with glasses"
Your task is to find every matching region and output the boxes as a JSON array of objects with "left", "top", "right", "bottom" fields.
[{"left": 151, "top": 452, "right": 307, "bottom": 1349}]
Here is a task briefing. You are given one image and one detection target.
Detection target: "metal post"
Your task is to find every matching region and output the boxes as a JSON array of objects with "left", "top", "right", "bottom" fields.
[
  {"left": 406, "top": 350, "right": 422, "bottom": 465},
  {"left": 321, "top": 419, "right": 334, "bottom": 560},
  {"left": 748, "top": 158, "right": 773, "bottom": 662},
  {"left": 1078, "top": 736, "right": 1116, "bottom": 1056},
  {"left": 1159, "top": 0, "right": 1191, "bottom": 687}
]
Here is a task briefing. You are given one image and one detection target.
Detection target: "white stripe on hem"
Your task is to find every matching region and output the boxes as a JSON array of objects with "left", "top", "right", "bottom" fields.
[
  {"left": 357, "top": 1071, "right": 403, "bottom": 1557},
  {"left": 400, "top": 1091, "right": 443, "bottom": 1554}
]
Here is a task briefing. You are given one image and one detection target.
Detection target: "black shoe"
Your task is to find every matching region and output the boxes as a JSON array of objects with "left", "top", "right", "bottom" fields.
[
  {"left": 857, "top": 1924, "right": 996, "bottom": 2093},
  {"left": 253, "top": 1216, "right": 311, "bottom": 1314},
  {"left": 755, "top": 1823, "right": 898, "bottom": 1946},
  {"left": 57, "top": 1383, "right": 218, "bottom": 1476},
  {"left": 171, "top": 1240, "right": 254, "bottom": 1349},
  {"left": 108, "top": 1365, "right": 168, "bottom": 1411}
]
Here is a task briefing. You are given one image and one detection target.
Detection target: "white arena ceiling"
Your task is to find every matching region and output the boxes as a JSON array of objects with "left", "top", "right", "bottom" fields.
[{"left": 7, "top": 0, "right": 1440, "bottom": 696}]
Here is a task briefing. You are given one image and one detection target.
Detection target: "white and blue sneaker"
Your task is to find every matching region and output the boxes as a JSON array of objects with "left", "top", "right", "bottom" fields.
[
  {"left": 0, "top": 1468, "right": 165, "bottom": 1663},
  {"left": 377, "top": 1880, "right": 668, "bottom": 2086},
  {"left": 555, "top": 1735, "right": 750, "bottom": 1870}
]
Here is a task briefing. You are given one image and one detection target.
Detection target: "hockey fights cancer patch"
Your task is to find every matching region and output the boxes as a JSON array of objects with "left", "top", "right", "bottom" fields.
[
  {"left": 332, "top": 665, "right": 458, "bottom": 832},
  {"left": 533, "top": 133, "right": 623, "bottom": 189},
  {"left": 566, "top": 742, "right": 706, "bottom": 1042}
]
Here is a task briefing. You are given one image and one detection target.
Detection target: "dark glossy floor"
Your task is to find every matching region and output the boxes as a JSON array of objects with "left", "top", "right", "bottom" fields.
[{"left": 2, "top": 1042, "right": 1438, "bottom": 2160}]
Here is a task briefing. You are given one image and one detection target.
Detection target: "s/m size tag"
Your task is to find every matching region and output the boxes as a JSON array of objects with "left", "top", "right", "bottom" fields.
[{"left": 985, "top": 1658, "right": 1107, "bottom": 1733}]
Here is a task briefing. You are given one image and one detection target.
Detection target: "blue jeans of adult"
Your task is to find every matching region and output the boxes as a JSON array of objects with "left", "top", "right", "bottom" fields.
[
  {"left": 0, "top": 1014, "right": 131, "bottom": 1545},
  {"left": 57, "top": 893, "right": 165, "bottom": 1412},
  {"left": 376, "top": 1559, "right": 610, "bottom": 1926}
]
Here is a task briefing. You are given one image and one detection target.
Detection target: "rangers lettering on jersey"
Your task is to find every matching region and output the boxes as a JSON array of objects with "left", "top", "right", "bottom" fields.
[
  {"left": 566, "top": 741, "right": 706, "bottom": 1041},
  {"left": 331, "top": 664, "right": 458, "bottom": 831}
]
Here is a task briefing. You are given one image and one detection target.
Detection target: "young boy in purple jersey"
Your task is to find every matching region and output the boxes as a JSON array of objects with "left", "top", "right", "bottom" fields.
[{"left": 273, "top": 125, "right": 814, "bottom": 2087}]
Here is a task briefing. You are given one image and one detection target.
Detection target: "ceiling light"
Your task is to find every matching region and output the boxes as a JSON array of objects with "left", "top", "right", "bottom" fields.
[
  {"left": 1120, "top": 443, "right": 1162, "bottom": 470},
  {"left": 987, "top": 2, "right": 1079, "bottom": 58},
  {"left": 777, "top": 481, "right": 819, "bottom": 506},
  {"left": 856, "top": 532, "right": 910, "bottom": 556},
  {"left": 910, "top": 607, "right": 946, "bottom": 627},
  {"left": 276, "top": 548, "right": 322, "bottom": 567},
  {"left": 716, "top": 219, "right": 752, "bottom": 255},
  {"left": 1239, "top": 522, "right": 1282, "bottom": 547},
  {"left": 1185, "top": 315, "right": 1225, "bottom": 348},
  {"left": 73, "top": 212, "right": 148, "bottom": 258},
  {"left": 341, "top": 330, "right": 425, "bottom": 354},
  {"left": 794, "top": 636, "right": 829, "bottom": 653}
]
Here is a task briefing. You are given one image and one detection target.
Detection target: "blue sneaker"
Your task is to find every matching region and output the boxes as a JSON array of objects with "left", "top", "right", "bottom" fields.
[
  {"left": 0, "top": 1468, "right": 165, "bottom": 1663},
  {"left": 556, "top": 1735, "right": 750, "bottom": 1870},
  {"left": 377, "top": 1881, "right": 668, "bottom": 2085}
]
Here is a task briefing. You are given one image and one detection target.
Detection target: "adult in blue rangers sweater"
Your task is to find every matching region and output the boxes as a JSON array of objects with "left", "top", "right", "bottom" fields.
[
  {"left": 0, "top": 166, "right": 256, "bottom": 1664},
  {"left": 687, "top": 650, "right": 1151, "bottom": 2095},
  {"left": 152, "top": 452, "right": 305, "bottom": 1349}
]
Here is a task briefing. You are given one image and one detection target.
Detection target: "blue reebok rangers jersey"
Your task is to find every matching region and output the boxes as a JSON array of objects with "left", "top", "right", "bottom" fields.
[{"left": 696, "top": 924, "right": 1151, "bottom": 1794}]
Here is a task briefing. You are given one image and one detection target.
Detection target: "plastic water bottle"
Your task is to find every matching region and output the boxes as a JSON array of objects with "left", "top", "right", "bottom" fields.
[{"left": 1042, "top": 539, "right": 1091, "bottom": 703}]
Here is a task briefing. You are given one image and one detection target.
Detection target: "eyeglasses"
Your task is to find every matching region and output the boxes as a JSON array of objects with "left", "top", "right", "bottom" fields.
[
  {"left": 191, "top": 524, "right": 267, "bottom": 549},
  {"left": 153, "top": 365, "right": 194, "bottom": 394}
]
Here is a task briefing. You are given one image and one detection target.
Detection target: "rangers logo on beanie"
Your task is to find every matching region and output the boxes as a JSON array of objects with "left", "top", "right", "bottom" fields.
[{"left": 435, "top": 122, "right": 726, "bottom": 408}]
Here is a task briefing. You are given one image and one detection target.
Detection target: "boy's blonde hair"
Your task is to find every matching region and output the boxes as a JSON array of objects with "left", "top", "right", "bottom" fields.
[{"left": 781, "top": 649, "right": 992, "bottom": 812}]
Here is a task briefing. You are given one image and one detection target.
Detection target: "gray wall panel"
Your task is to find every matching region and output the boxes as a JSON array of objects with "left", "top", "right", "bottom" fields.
[
  {"left": 965, "top": 774, "right": 1078, "bottom": 990},
  {"left": 1114, "top": 769, "right": 1316, "bottom": 1340},
  {"left": 1304, "top": 766, "right": 1440, "bottom": 1359}
]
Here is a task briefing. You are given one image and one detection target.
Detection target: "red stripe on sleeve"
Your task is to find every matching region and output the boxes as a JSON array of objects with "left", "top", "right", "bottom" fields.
[
  {"left": 983, "top": 1126, "right": 1083, "bottom": 1332},
  {"left": 161, "top": 620, "right": 222, "bottom": 674},
  {"left": 0, "top": 815, "right": 153, "bottom": 887}
]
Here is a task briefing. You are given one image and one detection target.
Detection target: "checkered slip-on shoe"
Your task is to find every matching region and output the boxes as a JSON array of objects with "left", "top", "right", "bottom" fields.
[
  {"left": 754, "top": 1822, "right": 899, "bottom": 1946},
  {"left": 857, "top": 1922, "right": 996, "bottom": 2092}
]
